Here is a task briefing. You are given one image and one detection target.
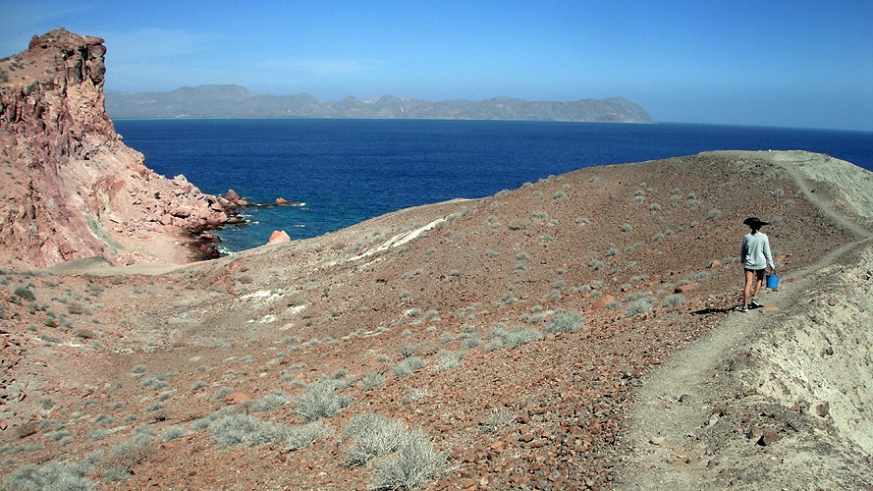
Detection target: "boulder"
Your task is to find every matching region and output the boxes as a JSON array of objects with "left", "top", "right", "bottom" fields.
[
  {"left": 590, "top": 295, "right": 616, "bottom": 311},
  {"left": 268, "top": 230, "right": 291, "bottom": 244}
]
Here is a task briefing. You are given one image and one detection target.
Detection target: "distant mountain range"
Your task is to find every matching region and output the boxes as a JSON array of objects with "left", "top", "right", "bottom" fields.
[{"left": 105, "top": 85, "right": 653, "bottom": 123}]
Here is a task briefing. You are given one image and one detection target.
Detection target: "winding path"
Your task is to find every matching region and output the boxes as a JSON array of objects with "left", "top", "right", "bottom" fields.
[{"left": 615, "top": 153, "right": 873, "bottom": 490}]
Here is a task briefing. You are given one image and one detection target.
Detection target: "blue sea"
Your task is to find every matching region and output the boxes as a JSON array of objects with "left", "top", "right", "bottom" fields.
[{"left": 113, "top": 119, "right": 873, "bottom": 253}]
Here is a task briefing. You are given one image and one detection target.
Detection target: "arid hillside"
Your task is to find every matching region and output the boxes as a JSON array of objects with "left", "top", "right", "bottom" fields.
[{"left": 1, "top": 149, "right": 872, "bottom": 490}]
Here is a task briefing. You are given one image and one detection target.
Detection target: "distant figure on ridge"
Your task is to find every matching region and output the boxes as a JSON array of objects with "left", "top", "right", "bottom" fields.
[{"left": 739, "top": 217, "right": 775, "bottom": 312}]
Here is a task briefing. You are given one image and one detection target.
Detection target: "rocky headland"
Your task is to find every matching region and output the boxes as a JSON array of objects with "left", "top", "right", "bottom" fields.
[
  {"left": 1, "top": 29, "right": 873, "bottom": 491},
  {"left": 0, "top": 28, "right": 242, "bottom": 270}
]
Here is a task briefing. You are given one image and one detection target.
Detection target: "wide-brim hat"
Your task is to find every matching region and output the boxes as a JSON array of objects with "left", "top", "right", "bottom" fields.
[{"left": 743, "top": 217, "right": 768, "bottom": 227}]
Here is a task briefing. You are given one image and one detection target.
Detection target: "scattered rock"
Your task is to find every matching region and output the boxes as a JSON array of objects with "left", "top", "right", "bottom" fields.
[
  {"left": 225, "top": 392, "right": 253, "bottom": 406},
  {"left": 590, "top": 295, "right": 616, "bottom": 311},
  {"left": 269, "top": 231, "right": 291, "bottom": 244}
]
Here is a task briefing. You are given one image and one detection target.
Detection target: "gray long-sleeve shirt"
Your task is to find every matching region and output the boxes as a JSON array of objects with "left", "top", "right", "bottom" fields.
[{"left": 741, "top": 231, "right": 774, "bottom": 270}]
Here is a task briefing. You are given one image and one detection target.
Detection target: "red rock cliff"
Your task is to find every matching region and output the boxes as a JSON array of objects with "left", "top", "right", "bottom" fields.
[{"left": 0, "top": 28, "right": 238, "bottom": 270}]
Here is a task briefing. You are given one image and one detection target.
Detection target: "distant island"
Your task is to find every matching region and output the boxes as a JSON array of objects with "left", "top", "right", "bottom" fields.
[{"left": 105, "top": 84, "right": 653, "bottom": 123}]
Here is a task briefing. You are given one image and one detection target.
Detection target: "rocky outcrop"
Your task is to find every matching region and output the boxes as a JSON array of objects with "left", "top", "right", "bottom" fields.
[{"left": 0, "top": 28, "right": 239, "bottom": 270}]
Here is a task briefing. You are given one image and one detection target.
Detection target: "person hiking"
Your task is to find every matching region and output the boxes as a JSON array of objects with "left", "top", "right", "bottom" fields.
[{"left": 739, "top": 217, "right": 775, "bottom": 312}]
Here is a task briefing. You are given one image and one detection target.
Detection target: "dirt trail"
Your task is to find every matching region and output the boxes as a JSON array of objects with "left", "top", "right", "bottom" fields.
[{"left": 616, "top": 153, "right": 873, "bottom": 490}]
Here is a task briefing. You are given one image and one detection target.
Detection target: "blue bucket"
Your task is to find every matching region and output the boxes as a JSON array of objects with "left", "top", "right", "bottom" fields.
[{"left": 766, "top": 274, "right": 779, "bottom": 289}]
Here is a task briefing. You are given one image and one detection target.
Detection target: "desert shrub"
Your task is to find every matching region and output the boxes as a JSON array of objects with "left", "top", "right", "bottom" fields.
[
  {"left": 360, "top": 372, "right": 387, "bottom": 391},
  {"left": 294, "top": 380, "right": 352, "bottom": 422},
  {"left": 392, "top": 357, "right": 427, "bottom": 378},
  {"left": 485, "top": 250, "right": 499, "bottom": 258},
  {"left": 649, "top": 203, "right": 661, "bottom": 211},
  {"left": 147, "top": 402, "right": 165, "bottom": 412},
  {"left": 482, "top": 406, "right": 516, "bottom": 432},
  {"left": 486, "top": 324, "right": 541, "bottom": 349},
  {"left": 522, "top": 311, "right": 548, "bottom": 324},
  {"left": 331, "top": 370, "right": 348, "bottom": 380},
  {"left": 706, "top": 209, "right": 721, "bottom": 220},
  {"left": 532, "top": 210, "right": 549, "bottom": 219},
  {"left": 625, "top": 297, "right": 654, "bottom": 316},
  {"left": 687, "top": 271, "right": 710, "bottom": 281},
  {"left": 157, "top": 390, "right": 176, "bottom": 401},
  {"left": 343, "top": 412, "right": 408, "bottom": 466},
  {"left": 606, "top": 244, "right": 619, "bottom": 257},
  {"left": 6, "top": 459, "right": 97, "bottom": 491},
  {"left": 484, "top": 338, "right": 505, "bottom": 351},
  {"left": 507, "top": 220, "right": 530, "bottom": 230},
  {"left": 435, "top": 349, "right": 464, "bottom": 372},
  {"left": 209, "top": 413, "right": 288, "bottom": 447},
  {"left": 398, "top": 343, "right": 420, "bottom": 358},
  {"left": 12, "top": 286, "right": 35, "bottom": 302},
  {"left": 101, "top": 426, "right": 155, "bottom": 482},
  {"left": 251, "top": 390, "right": 291, "bottom": 413},
  {"left": 544, "top": 309, "right": 585, "bottom": 334},
  {"left": 461, "top": 336, "right": 481, "bottom": 349},
  {"left": 372, "top": 428, "right": 447, "bottom": 491},
  {"left": 286, "top": 421, "right": 333, "bottom": 451},
  {"left": 87, "top": 428, "right": 108, "bottom": 441},
  {"left": 620, "top": 223, "right": 633, "bottom": 233},
  {"left": 213, "top": 387, "right": 233, "bottom": 400},
  {"left": 405, "top": 389, "right": 430, "bottom": 404},
  {"left": 515, "top": 252, "right": 529, "bottom": 261},
  {"left": 624, "top": 241, "right": 644, "bottom": 253},
  {"left": 662, "top": 293, "right": 687, "bottom": 308},
  {"left": 140, "top": 374, "right": 169, "bottom": 389},
  {"left": 38, "top": 397, "right": 54, "bottom": 411},
  {"left": 538, "top": 234, "right": 553, "bottom": 244},
  {"left": 161, "top": 425, "right": 187, "bottom": 442}
]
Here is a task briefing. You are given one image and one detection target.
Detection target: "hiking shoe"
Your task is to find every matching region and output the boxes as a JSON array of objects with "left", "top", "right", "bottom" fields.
[
  {"left": 739, "top": 306, "right": 748, "bottom": 313},
  {"left": 750, "top": 299, "right": 761, "bottom": 308}
]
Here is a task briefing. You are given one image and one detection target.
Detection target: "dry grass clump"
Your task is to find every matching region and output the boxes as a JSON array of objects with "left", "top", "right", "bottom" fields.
[
  {"left": 343, "top": 412, "right": 408, "bottom": 466},
  {"left": 486, "top": 324, "right": 542, "bottom": 350},
  {"left": 392, "top": 357, "right": 427, "bottom": 377},
  {"left": 372, "top": 428, "right": 448, "bottom": 491},
  {"left": 295, "top": 380, "right": 352, "bottom": 422},
  {"left": 543, "top": 309, "right": 585, "bottom": 333}
]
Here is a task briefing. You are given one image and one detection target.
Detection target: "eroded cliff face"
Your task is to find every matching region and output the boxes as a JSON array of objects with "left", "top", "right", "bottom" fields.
[{"left": 0, "top": 28, "right": 238, "bottom": 270}]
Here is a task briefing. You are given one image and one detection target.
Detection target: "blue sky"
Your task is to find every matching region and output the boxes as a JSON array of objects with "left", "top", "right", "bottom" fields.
[{"left": 2, "top": 0, "right": 871, "bottom": 131}]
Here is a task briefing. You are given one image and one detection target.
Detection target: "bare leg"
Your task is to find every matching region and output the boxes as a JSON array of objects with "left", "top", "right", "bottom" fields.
[
  {"left": 743, "top": 270, "right": 755, "bottom": 308},
  {"left": 753, "top": 270, "right": 765, "bottom": 300}
]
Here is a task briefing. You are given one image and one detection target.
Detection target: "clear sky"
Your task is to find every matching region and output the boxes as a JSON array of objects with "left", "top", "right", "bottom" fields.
[{"left": 2, "top": 0, "right": 871, "bottom": 131}]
